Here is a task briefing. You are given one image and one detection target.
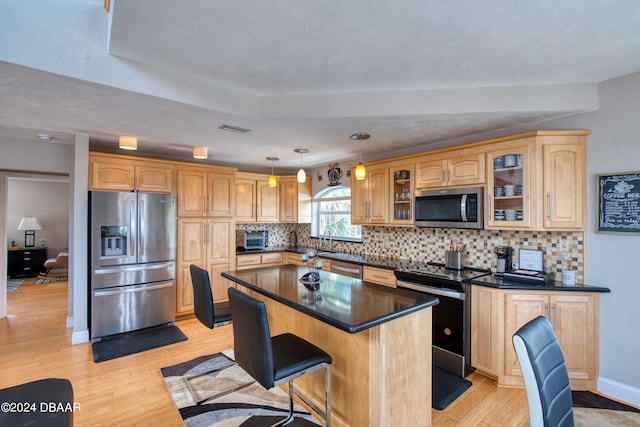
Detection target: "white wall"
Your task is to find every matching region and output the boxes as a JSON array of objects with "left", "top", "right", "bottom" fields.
[{"left": 7, "top": 178, "right": 69, "bottom": 256}]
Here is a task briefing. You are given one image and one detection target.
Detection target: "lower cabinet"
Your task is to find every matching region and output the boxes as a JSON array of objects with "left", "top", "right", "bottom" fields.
[
  {"left": 363, "top": 266, "right": 396, "bottom": 287},
  {"left": 471, "top": 286, "right": 599, "bottom": 390},
  {"left": 236, "top": 252, "right": 283, "bottom": 270},
  {"left": 176, "top": 218, "right": 234, "bottom": 316}
]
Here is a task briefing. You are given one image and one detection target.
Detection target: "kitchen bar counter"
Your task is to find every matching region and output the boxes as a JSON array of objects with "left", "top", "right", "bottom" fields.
[{"left": 222, "top": 264, "right": 437, "bottom": 427}]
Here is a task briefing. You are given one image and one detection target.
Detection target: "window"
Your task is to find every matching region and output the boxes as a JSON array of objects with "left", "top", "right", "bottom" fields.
[{"left": 311, "top": 186, "right": 362, "bottom": 242}]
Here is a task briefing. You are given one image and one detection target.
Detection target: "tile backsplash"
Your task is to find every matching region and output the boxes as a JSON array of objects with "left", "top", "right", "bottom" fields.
[{"left": 237, "top": 223, "right": 584, "bottom": 283}]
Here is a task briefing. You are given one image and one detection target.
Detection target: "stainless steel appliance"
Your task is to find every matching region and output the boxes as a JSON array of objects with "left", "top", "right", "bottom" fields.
[
  {"left": 414, "top": 187, "right": 483, "bottom": 229},
  {"left": 395, "top": 262, "right": 490, "bottom": 377},
  {"left": 236, "top": 230, "right": 268, "bottom": 250},
  {"left": 89, "top": 191, "right": 176, "bottom": 340}
]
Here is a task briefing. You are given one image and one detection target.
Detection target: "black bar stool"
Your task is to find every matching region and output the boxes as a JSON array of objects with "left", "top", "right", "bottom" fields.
[{"left": 228, "top": 287, "right": 332, "bottom": 426}]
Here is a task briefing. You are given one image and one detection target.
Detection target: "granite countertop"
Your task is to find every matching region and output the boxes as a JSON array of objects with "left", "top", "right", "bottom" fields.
[
  {"left": 222, "top": 264, "right": 438, "bottom": 333},
  {"left": 236, "top": 247, "right": 611, "bottom": 292},
  {"left": 239, "top": 246, "right": 402, "bottom": 270},
  {"left": 471, "top": 274, "right": 611, "bottom": 292}
]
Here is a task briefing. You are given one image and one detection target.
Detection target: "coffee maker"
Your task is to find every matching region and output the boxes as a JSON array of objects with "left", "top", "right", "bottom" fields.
[{"left": 494, "top": 246, "right": 513, "bottom": 276}]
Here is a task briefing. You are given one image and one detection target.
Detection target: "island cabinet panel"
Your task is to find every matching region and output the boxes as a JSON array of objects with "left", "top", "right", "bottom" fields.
[{"left": 248, "top": 289, "right": 432, "bottom": 427}]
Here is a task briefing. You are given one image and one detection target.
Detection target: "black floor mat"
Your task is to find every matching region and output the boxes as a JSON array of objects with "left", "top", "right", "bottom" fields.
[
  {"left": 92, "top": 325, "right": 187, "bottom": 363},
  {"left": 432, "top": 366, "right": 472, "bottom": 410}
]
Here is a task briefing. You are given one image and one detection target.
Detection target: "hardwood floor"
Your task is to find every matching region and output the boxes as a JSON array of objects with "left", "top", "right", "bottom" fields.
[{"left": 1, "top": 278, "right": 529, "bottom": 426}]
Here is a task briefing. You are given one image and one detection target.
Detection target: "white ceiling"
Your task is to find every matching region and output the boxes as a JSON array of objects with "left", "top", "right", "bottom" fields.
[{"left": 1, "top": 0, "right": 639, "bottom": 173}]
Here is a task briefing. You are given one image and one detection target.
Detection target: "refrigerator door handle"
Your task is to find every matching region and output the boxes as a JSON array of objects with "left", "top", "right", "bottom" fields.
[
  {"left": 94, "top": 262, "right": 174, "bottom": 275},
  {"left": 139, "top": 199, "right": 145, "bottom": 257},
  {"left": 130, "top": 199, "right": 137, "bottom": 257},
  {"left": 93, "top": 281, "right": 173, "bottom": 297}
]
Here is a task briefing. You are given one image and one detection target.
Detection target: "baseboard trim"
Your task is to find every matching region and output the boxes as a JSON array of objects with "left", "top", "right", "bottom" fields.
[
  {"left": 598, "top": 376, "right": 640, "bottom": 408},
  {"left": 72, "top": 329, "right": 90, "bottom": 345}
]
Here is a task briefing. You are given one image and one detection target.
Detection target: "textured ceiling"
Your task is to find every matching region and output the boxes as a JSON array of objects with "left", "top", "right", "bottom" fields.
[{"left": 0, "top": 0, "right": 639, "bottom": 172}]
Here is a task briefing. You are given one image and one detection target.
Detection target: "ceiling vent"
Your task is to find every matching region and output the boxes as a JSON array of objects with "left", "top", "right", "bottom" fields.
[{"left": 218, "top": 124, "right": 251, "bottom": 134}]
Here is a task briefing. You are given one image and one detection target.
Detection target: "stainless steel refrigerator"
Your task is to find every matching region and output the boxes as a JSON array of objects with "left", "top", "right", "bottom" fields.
[{"left": 89, "top": 191, "right": 176, "bottom": 339}]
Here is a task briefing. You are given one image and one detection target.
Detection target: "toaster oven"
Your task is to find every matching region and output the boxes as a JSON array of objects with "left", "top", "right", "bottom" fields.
[{"left": 236, "top": 230, "right": 268, "bottom": 250}]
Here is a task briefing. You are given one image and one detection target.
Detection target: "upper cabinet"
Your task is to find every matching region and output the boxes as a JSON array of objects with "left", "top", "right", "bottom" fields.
[
  {"left": 485, "top": 131, "right": 588, "bottom": 231},
  {"left": 176, "top": 167, "right": 235, "bottom": 217},
  {"left": 279, "top": 176, "right": 312, "bottom": 223},
  {"left": 486, "top": 138, "right": 533, "bottom": 229},
  {"left": 415, "top": 152, "right": 485, "bottom": 189},
  {"left": 351, "top": 165, "right": 389, "bottom": 224},
  {"left": 235, "top": 172, "right": 279, "bottom": 223},
  {"left": 390, "top": 165, "right": 413, "bottom": 224},
  {"left": 90, "top": 153, "right": 174, "bottom": 193},
  {"left": 540, "top": 138, "right": 586, "bottom": 229}
]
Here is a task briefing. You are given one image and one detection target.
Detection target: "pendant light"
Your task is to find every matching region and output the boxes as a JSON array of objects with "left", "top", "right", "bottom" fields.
[
  {"left": 266, "top": 156, "right": 278, "bottom": 187},
  {"left": 294, "top": 148, "right": 309, "bottom": 183},
  {"left": 351, "top": 133, "right": 369, "bottom": 180},
  {"left": 119, "top": 135, "right": 137, "bottom": 150},
  {"left": 193, "top": 146, "right": 208, "bottom": 159}
]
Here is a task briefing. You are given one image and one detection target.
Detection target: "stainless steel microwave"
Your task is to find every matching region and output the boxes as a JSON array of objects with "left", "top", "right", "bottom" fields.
[{"left": 414, "top": 187, "right": 483, "bottom": 229}]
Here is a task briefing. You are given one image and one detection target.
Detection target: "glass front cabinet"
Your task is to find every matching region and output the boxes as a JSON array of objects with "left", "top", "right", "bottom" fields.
[
  {"left": 390, "top": 166, "right": 413, "bottom": 225},
  {"left": 486, "top": 143, "right": 532, "bottom": 229}
]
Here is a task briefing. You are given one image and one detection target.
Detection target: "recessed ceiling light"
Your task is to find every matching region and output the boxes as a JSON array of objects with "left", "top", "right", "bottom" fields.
[
  {"left": 38, "top": 134, "right": 54, "bottom": 141},
  {"left": 218, "top": 124, "right": 251, "bottom": 134}
]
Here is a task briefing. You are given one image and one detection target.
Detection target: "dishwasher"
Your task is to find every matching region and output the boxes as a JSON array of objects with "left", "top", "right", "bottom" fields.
[{"left": 330, "top": 259, "right": 363, "bottom": 279}]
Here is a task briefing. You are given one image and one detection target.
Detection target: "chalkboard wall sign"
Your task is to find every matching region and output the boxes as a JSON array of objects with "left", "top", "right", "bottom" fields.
[{"left": 596, "top": 171, "right": 640, "bottom": 235}]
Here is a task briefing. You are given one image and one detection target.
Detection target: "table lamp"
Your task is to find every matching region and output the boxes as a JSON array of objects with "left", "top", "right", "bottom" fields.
[{"left": 17, "top": 217, "right": 42, "bottom": 247}]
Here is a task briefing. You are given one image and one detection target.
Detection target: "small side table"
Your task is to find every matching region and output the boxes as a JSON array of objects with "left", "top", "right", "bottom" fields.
[{"left": 7, "top": 247, "right": 47, "bottom": 278}]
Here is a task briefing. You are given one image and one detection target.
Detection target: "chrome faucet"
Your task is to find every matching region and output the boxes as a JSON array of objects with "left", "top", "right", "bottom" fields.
[{"left": 322, "top": 229, "right": 333, "bottom": 252}]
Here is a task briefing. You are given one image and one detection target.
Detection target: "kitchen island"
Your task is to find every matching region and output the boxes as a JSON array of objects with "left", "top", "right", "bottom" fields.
[{"left": 222, "top": 264, "right": 438, "bottom": 427}]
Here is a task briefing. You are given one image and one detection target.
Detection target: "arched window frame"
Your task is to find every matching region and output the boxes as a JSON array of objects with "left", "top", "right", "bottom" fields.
[{"left": 311, "top": 186, "right": 362, "bottom": 242}]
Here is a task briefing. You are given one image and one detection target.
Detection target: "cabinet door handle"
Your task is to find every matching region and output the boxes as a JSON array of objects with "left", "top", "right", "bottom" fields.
[
  {"left": 441, "top": 170, "right": 445, "bottom": 183},
  {"left": 552, "top": 303, "right": 557, "bottom": 330},
  {"left": 547, "top": 192, "right": 552, "bottom": 219},
  {"left": 545, "top": 303, "right": 549, "bottom": 319},
  {"left": 487, "top": 195, "right": 492, "bottom": 219}
]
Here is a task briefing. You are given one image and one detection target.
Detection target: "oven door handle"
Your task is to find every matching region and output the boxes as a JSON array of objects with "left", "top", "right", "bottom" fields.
[{"left": 396, "top": 280, "right": 465, "bottom": 300}]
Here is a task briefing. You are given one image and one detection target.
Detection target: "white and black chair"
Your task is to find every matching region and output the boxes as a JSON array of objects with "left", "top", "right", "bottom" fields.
[
  {"left": 228, "top": 287, "right": 332, "bottom": 426},
  {"left": 512, "top": 315, "right": 574, "bottom": 427}
]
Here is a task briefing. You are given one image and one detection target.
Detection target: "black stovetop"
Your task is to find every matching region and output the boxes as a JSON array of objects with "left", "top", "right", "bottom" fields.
[{"left": 394, "top": 261, "right": 491, "bottom": 291}]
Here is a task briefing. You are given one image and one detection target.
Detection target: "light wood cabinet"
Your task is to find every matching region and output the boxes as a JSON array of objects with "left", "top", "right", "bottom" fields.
[
  {"left": 363, "top": 266, "right": 396, "bottom": 288},
  {"left": 470, "top": 286, "right": 599, "bottom": 390},
  {"left": 176, "top": 218, "right": 235, "bottom": 314},
  {"left": 541, "top": 140, "right": 585, "bottom": 229},
  {"left": 279, "top": 176, "right": 312, "bottom": 223},
  {"left": 389, "top": 166, "right": 413, "bottom": 225},
  {"left": 485, "top": 131, "right": 587, "bottom": 230},
  {"left": 351, "top": 165, "right": 389, "bottom": 224},
  {"left": 470, "top": 285, "right": 501, "bottom": 375},
  {"left": 176, "top": 168, "right": 234, "bottom": 217},
  {"left": 485, "top": 140, "right": 533, "bottom": 229},
  {"left": 415, "top": 152, "right": 485, "bottom": 189},
  {"left": 90, "top": 154, "right": 174, "bottom": 193},
  {"left": 236, "top": 252, "right": 283, "bottom": 270},
  {"left": 235, "top": 172, "right": 279, "bottom": 223}
]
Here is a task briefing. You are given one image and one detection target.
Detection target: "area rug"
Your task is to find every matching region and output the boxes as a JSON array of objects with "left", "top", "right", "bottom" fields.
[
  {"left": 573, "top": 390, "right": 640, "bottom": 427},
  {"left": 161, "top": 351, "right": 321, "bottom": 426},
  {"left": 92, "top": 325, "right": 188, "bottom": 363},
  {"left": 34, "top": 275, "right": 67, "bottom": 284},
  {"left": 432, "top": 366, "right": 472, "bottom": 410},
  {"left": 6, "top": 278, "right": 25, "bottom": 292}
]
